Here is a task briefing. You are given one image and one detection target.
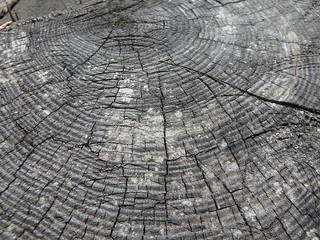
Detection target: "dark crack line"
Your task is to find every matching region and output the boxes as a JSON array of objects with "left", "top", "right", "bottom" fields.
[
  {"left": 159, "top": 84, "right": 169, "bottom": 236},
  {"left": 162, "top": 60, "right": 320, "bottom": 115}
]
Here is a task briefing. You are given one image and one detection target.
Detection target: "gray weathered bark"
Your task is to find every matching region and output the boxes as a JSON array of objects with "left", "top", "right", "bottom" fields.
[{"left": 0, "top": 0, "right": 319, "bottom": 239}]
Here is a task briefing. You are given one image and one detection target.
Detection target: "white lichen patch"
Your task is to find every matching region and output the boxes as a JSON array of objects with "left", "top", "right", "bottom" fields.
[
  {"left": 221, "top": 25, "right": 236, "bottom": 34},
  {"left": 43, "top": 109, "right": 51, "bottom": 116},
  {"left": 307, "top": 228, "right": 319, "bottom": 239},
  {"left": 218, "top": 139, "right": 228, "bottom": 150},
  {"left": 174, "top": 110, "right": 183, "bottom": 119},
  {"left": 118, "top": 88, "right": 134, "bottom": 103},
  {"left": 154, "top": 156, "right": 164, "bottom": 163},
  {"left": 243, "top": 206, "right": 257, "bottom": 221},
  {"left": 129, "top": 177, "right": 140, "bottom": 184},
  {"left": 182, "top": 199, "right": 193, "bottom": 207},
  {"left": 144, "top": 172, "right": 154, "bottom": 179},
  {"left": 283, "top": 31, "right": 300, "bottom": 57},
  {"left": 159, "top": 228, "right": 166, "bottom": 236},
  {"left": 226, "top": 162, "right": 239, "bottom": 173},
  {"left": 39, "top": 196, "right": 53, "bottom": 208},
  {"left": 233, "top": 230, "right": 243, "bottom": 239},
  {"left": 215, "top": 10, "right": 227, "bottom": 19}
]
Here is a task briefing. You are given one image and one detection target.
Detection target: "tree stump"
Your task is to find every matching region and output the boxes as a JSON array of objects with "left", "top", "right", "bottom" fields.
[
  {"left": 0, "top": 0, "right": 93, "bottom": 24},
  {"left": 0, "top": 0, "right": 319, "bottom": 239}
]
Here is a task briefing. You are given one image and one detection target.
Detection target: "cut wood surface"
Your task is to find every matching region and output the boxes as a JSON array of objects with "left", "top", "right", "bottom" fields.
[
  {"left": 0, "top": 0, "right": 319, "bottom": 239},
  {"left": 0, "top": 0, "right": 92, "bottom": 24}
]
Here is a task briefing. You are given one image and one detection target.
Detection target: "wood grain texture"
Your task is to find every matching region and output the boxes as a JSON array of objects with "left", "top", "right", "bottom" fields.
[
  {"left": 0, "top": 0, "right": 319, "bottom": 239},
  {"left": 0, "top": 0, "right": 92, "bottom": 24},
  {"left": 0, "top": 0, "right": 19, "bottom": 18}
]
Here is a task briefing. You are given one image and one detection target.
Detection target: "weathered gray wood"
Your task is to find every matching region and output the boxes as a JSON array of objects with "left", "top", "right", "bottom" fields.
[
  {"left": 0, "top": 0, "right": 319, "bottom": 239},
  {"left": 0, "top": 0, "right": 92, "bottom": 24},
  {"left": 0, "top": 0, "right": 18, "bottom": 20}
]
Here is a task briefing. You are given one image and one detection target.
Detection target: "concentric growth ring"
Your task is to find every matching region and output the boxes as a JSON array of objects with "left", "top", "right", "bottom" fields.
[{"left": 0, "top": 0, "right": 319, "bottom": 239}]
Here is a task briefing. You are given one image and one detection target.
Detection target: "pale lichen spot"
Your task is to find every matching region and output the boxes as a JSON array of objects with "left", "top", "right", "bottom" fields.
[
  {"left": 215, "top": 10, "right": 226, "bottom": 19},
  {"left": 159, "top": 228, "right": 166, "bottom": 236},
  {"left": 43, "top": 110, "right": 51, "bottom": 115},
  {"left": 243, "top": 207, "right": 257, "bottom": 220},
  {"left": 182, "top": 200, "right": 193, "bottom": 207},
  {"left": 218, "top": 139, "right": 228, "bottom": 150},
  {"left": 233, "top": 230, "right": 243, "bottom": 239},
  {"left": 129, "top": 177, "right": 139, "bottom": 184},
  {"left": 284, "top": 31, "right": 300, "bottom": 56},
  {"left": 221, "top": 25, "right": 236, "bottom": 34},
  {"left": 226, "top": 162, "right": 239, "bottom": 173},
  {"left": 118, "top": 88, "right": 134, "bottom": 102},
  {"left": 174, "top": 110, "right": 183, "bottom": 119},
  {"left": 306, "top": 229, "right": 319, "bottom": 240}
]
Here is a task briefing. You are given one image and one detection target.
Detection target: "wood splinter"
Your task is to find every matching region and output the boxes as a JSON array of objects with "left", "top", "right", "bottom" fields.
[{"left": 0, "top": 21, "right": 13, "bottom": 30}]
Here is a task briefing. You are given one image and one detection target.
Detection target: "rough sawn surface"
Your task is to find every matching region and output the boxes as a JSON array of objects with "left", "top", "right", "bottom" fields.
[{"left": 0, "top": 0, "right": 319, "bottom": 239}]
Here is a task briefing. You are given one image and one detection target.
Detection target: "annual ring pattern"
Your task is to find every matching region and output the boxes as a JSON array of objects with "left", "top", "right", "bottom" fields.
[{"left": 0, "top": 0, "right": 319, "bottom": 239}]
